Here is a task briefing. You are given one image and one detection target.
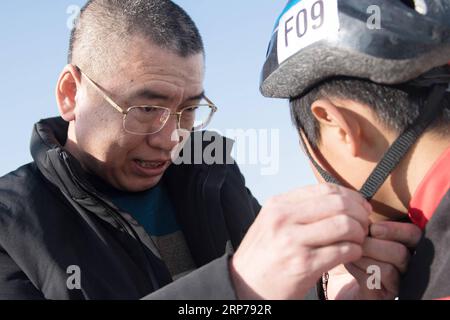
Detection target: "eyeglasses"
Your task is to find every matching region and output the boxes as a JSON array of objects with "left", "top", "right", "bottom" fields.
[{"left": 76, "top": 66, "right": 218, "bottom": 135}]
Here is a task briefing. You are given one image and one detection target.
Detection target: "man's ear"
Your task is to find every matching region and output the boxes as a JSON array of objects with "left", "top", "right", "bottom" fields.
[
  {"left": 55, "top": 64, "right": 82, "bottom": 122},
  {"left": 311, "top": 98, "right": 361, "bottom": 157}
]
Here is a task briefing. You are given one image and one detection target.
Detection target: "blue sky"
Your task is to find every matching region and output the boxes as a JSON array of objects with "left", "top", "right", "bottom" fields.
[{"left": 0, "top": 0, "right": 316, "bottom": 203}]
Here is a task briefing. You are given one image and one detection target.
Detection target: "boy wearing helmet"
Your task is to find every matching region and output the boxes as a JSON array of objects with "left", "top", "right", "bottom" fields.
[{"left": 261, "top": 0, "right": 450, "bottom": 299}]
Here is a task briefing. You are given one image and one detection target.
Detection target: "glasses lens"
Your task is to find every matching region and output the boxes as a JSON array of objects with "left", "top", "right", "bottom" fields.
[
  {"left": 180, "top": 104, "right": 214, "bottom": 132},
  {"left": 125, "top": 107, "right": 170, "bottom": 134}
]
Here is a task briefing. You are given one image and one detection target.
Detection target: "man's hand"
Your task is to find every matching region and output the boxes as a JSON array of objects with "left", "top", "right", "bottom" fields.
[
  {"left": 229, "top": 184, "right": 371, "bottom": 300},
  {"left": 327, "top": 221, "right": 423, "bottom": 300}
]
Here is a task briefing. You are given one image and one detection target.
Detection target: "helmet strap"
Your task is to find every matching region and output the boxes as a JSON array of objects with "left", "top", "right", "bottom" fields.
[{"left": 298, "top": 130, "right": 341, "bottom": 185}]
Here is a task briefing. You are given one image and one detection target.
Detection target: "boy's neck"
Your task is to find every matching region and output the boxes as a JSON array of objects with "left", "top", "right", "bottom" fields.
[{"left": 392, "top": 131, "right": 450, "bottom": 214}]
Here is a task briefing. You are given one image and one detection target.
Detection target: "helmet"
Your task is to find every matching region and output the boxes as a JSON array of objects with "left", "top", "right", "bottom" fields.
[{"left": 260, "top": 0, "right": 450, "bottom": 99}]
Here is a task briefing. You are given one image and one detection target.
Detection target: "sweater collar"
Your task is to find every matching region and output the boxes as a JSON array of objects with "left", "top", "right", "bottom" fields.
[{"left": 408, "top": 146, "right": 450, "bottom": 229}]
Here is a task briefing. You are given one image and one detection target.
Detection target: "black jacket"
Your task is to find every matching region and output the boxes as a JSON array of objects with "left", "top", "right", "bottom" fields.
[{"left": 0, "top": 117, "right": 260, "bottom": 300}]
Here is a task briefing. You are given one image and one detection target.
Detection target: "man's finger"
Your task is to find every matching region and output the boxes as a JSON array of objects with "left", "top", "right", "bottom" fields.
[
  {"left": 370, "top": 221, "right": 422, "bottom": 248},
  {"left": 273, "top": 183, "right": 370, "bottom": 210},
  {"left": 310, "top": 242, "right": 363, "bottom": 275},
  {"left": 362, "top": 237, "right": 411, "bottom": 273},
  {"left": 265, "top": 191, "right": 371, "bottom": 229},
  {"left": 292, "top": 214, "right": 366, "bottom": 247}
]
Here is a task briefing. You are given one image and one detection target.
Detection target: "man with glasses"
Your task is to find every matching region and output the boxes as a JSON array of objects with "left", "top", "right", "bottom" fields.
[
  {"left": 0, "top": 0, "right": 413, "bottom": 300},
  {"left": 0, "top": 0, "right": 245, "bottom": 299}
]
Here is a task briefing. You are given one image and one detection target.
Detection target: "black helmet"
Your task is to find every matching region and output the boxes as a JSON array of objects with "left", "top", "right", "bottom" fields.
[{"left": 260, "top": 0, "right": 450, "bottom": 99}]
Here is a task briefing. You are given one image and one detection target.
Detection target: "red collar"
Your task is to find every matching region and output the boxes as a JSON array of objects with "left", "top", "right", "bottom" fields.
[{"left": 408, "top": 146, "right": 450, "bottom": 230}]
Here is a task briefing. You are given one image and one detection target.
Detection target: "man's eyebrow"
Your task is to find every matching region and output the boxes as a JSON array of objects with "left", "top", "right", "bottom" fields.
[
  {"left": 130, "top": 90, "right": 205, "bottom": 102},
  {"left": 186, "top": 91, "right": 205, "bottom": 102},
  {"left": 132, "top": 89, "right": 170, "bottom": 101}
]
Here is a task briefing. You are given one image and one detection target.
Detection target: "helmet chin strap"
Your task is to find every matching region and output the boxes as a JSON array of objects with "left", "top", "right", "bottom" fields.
[{"left": 298, "top": 84, "right": 448, "bottom": 201}]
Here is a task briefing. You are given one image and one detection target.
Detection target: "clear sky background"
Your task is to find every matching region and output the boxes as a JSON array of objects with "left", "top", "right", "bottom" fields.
[{"left": 0, "top": 0, "right": 316, "bottom": 204}]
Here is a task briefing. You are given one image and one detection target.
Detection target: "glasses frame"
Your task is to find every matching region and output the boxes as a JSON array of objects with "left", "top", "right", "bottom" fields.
[{"left": 76, "top": 66, "right": 218, "bottom": 135}]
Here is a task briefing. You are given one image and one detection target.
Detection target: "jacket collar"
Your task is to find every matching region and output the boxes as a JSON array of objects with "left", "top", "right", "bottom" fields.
[{"left": 30, "top": 117, "right": 88, "bottom": 199}]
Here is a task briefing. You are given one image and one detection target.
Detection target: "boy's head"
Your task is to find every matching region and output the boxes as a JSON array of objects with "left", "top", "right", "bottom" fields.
[
  {"left": 290, "top": 78, "right": 450, "bottom": 220},
  {"left": 260, "top": 0, "right": 450, "bottom": 220}
]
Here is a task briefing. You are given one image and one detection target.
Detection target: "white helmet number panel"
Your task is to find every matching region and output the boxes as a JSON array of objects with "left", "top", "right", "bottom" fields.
[{"left": 277, "top": 0, "right": 340, "bottom": 64}]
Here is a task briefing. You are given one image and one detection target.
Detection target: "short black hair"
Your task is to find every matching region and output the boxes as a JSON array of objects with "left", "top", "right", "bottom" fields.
[
  {"left": 68, "top": 0, "right": 204, "bottom": 74},
  {"left": 290, "top": 78, "right": 450, "bottom": 148}
]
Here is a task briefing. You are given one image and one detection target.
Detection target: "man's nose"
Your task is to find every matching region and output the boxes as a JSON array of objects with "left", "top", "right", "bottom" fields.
[{"left": 146, "top": 114, "right": 181, "bottom": 152}]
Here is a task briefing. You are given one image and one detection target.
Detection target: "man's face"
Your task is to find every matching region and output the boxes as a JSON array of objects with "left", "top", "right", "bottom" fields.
[{"left": 70, "top": 37, "right": 205, "bottom": 192}]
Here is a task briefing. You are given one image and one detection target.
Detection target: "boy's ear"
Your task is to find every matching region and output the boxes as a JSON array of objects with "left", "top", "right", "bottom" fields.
[
  {"left": 311, "top": 98, "right": 361, "bottom": 157},
  {"left": 55, "top": 64, "right": 82, "bottom": 122}
]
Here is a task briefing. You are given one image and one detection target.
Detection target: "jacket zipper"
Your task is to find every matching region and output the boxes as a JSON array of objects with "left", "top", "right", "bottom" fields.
[{"left": 60, "top": 151, "right": 161, "bottom": 291}]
